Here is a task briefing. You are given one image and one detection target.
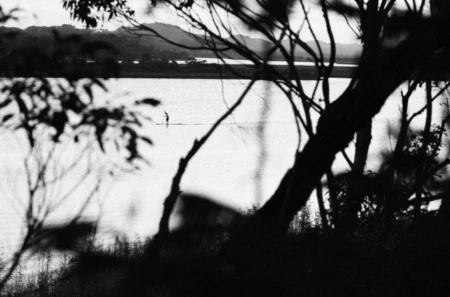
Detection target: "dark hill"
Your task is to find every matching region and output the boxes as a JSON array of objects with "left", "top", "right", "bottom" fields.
[{"left": 0, "top": 23, "right": 361, "bottom": 62}]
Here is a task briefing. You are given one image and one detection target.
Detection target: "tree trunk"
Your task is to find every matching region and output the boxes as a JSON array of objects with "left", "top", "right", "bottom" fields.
[
  {"left": 341, "top": 120, "right": 373, "bottom": 232},
  {"left": 253, "top": 30, "right": 444, "bottom": 234},
  {"left": 414, "top": 80, "right": 433, "bottom": 220}
]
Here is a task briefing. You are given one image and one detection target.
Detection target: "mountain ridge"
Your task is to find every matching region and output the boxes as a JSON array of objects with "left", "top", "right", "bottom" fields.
[{"left": 0, "top": 22, "right": 361, "bottom": 62}]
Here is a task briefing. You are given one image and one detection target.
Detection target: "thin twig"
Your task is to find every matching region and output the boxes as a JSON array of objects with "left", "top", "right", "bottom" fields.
[{"left": 155, "top": 72, "right": 260, "bottom": 240}]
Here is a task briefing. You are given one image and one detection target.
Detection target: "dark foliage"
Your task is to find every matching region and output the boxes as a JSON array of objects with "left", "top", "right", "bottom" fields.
[
  {"left": 3, "top": 0, "right": 450, "bottom": 296},
  {"left": 0, "top": 4, "right": 160, "bottom": 291},
  {"left": 62, "top": 0, "right": 135, "bottom": 28}
]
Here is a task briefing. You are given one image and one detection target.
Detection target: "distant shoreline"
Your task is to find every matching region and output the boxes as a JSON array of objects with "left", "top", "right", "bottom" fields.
[
  {"left": 0, "top": 65, "right": 356, "bottom": 80},
  {"left": 117, "top": 65, "right": 355, "bottom": 79}
]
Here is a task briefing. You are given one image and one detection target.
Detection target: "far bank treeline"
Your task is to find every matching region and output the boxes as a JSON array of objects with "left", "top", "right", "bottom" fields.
[{"left": 0, "top": 24, "right": 357, "bottom": 79}]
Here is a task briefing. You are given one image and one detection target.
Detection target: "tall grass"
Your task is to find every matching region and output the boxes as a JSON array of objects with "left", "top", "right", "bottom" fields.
[
  {"left": 3, "top": 208, "right": 449, "bottom": 297},
  {"left": 0, "top": 236, "right": 142, "bottom": 297},
  {"left": 0, "top": 229, "right": 235, "bottom": 297}
]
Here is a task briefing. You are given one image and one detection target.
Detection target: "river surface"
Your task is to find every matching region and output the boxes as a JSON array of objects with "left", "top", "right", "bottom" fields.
[
  {"left": 122, "top": 58, "right": 357, "bottom": 67},
  {"left": 0, "top": 78, "right": 447, "bottom": 257}
]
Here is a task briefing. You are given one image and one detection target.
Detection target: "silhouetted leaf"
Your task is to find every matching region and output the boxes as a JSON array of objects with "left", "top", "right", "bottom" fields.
[
  {"left": 62, "top": 0, "right": 135, "bottom": 28},
  {"left": 14, "top": 96, "right": 28, "bottom": 116},
  {"left": 83, "top": 85, "right": 94, "bottom": 102},
  {"left": 0, "top": 98, "right": 12, "bottom": 108},
  {"left": 1, "top": 113, "right": 13, "bottom": 122},
  {"left": 93, "top": 78, "right": 108, "bottom": 92},
  {"left": 140, "top": 136, "right": 153, "bottom": 146},
  {"left": 135, "top": 98, "right": 160, "bottom": 106},
  {"left": 95, "top": 121, "right": 107, "bottom": 152}
]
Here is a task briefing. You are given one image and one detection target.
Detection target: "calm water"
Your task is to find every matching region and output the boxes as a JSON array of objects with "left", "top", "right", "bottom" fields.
[
  {"left": 0, "top": 78, "right": 447, "bottom": 257},
  {"left": 183, "top": 58, "right": 357, "bottom": 67}
]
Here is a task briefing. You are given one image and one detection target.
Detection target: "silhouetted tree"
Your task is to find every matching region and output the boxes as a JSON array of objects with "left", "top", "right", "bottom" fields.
[
  {"left": 0, "top": 5, "right": 160, "bottom": 290},
  {"left": 6, "top": 1, "right": 450, "bottom": 295},
  {"left": 61, "top": 0, "right": 450, "bottom": 235}
]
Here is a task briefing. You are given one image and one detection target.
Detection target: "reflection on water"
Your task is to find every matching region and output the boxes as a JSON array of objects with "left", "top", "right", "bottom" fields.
[
  {"left": 179, "top": 57, "right": 358, "bottom": 67},
  {"left": 0, "top": 78, "right": 447, "bottom": 257}
]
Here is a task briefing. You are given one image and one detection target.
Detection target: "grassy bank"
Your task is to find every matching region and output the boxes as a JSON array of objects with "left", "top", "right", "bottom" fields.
[{"left": 2, "top": 212, "right": 450, "bottom": 296}]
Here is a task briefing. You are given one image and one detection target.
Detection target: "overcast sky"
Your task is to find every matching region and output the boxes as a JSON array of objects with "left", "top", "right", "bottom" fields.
[{"left": 2, "top": 0, "right": 360, "bottom": 44}]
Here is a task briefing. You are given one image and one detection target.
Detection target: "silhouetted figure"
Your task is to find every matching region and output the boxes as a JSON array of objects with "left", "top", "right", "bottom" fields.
[{"left": 164, "top": 110, "right": 169, "bottom": 127}]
